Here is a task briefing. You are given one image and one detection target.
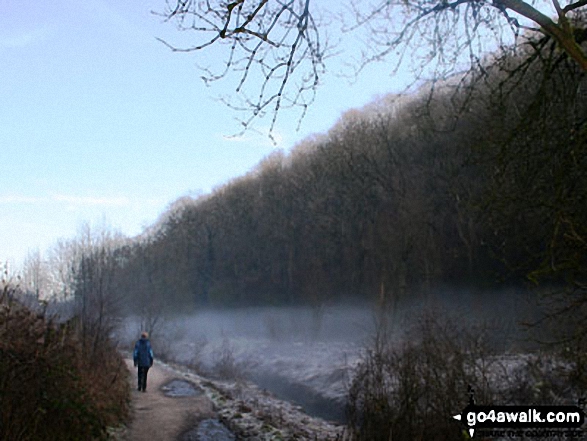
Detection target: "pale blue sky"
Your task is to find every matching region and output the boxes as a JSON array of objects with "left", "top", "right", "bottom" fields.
[{"left": 0, "top": 0, "right": 413, "bottom": 267}]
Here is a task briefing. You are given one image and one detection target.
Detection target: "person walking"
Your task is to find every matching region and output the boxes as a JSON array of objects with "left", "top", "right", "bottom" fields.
[{"left": 133, "top": 331, "right": 154, "bottom": 392}]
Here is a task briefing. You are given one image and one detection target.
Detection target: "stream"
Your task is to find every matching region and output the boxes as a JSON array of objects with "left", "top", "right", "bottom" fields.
[{"left": 249, "top": 372, "right": 346, "bottom": 423}]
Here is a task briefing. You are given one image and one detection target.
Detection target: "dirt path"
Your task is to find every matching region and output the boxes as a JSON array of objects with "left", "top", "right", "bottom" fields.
[{"left": 124, "top": 360, "right": 216, "bottom": 441}]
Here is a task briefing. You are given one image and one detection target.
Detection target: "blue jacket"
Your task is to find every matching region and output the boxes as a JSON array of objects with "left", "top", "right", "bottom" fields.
[{"left": 133, "top": 338, "right": 154, "bottom": 367}]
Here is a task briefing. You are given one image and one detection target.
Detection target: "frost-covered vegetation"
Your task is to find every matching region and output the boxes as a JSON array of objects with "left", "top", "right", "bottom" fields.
[
  {"left": 118, "top": 305, "right": 372, "bottom": 418},
  {"left": 158, "top": 359, "right": 345, "bottom": 440},
  {"left": 117, "top": 290, "right": 528, "bottom": 421},
  {"left": 346, "top": 311, "right": 587, "bottom": 440}
]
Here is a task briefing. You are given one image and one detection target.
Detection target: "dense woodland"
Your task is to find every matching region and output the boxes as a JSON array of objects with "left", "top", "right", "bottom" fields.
[
  {"left": 16, "top": 30, "right": 587, "bottom": 319},
  {"left": 94, "top": 39, "right": 586, "bottom": 314}
]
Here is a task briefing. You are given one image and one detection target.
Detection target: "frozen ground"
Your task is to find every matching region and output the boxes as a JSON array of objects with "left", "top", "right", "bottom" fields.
[
  {"left": 121, "top": 305, "right": 376, "bottom": 422},
  {"left": 205, "top": 338, "right": 361, "bottom": 421},
  {"left": 120, "top": 293, "right": 527, "bottom": 423},
  {"left": 159, "top": 359, "right": 345, "bottom": 439}
]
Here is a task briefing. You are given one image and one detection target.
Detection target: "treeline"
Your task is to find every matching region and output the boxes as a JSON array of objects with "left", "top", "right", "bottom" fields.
[
  {"left": 109, "top": 38, "right": 586, "bottom": 311},
  {"left": 15, "top": 34, "right": 576, "bottom": 316}
]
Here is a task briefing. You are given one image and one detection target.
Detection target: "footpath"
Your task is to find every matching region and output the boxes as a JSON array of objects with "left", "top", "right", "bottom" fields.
[
  {"left": 122, "top": 360, "right": 225, "bottom": 440},
  {"left": 117, "top": 359, "right": 344, "bottom": 440}
]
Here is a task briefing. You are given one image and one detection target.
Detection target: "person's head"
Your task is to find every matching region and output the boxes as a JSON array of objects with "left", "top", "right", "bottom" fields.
[{"left": 141, "top": 331, "right": 148, "bottom": 339}]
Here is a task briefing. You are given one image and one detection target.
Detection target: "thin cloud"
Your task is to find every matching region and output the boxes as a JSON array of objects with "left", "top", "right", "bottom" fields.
[
  {"left": 0, "top": 25, "right": 52, "bottom": 49},
  {"left": 0, "top": 195, "right": 43, "bottom": 204}
]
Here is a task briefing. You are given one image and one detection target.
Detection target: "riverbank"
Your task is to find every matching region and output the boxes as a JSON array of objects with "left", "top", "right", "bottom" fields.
[{"left": 117, "top": 359, "right": 345, "bottom": 440}]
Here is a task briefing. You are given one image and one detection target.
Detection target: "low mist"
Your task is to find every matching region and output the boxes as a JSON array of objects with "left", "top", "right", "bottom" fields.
[{"left": 117, "top": 288, "right": 535, "bottom": 422}]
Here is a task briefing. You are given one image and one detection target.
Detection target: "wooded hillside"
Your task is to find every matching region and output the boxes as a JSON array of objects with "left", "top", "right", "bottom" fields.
[{"left": 105, "top": 36, "right": 586, "bottom": 312}]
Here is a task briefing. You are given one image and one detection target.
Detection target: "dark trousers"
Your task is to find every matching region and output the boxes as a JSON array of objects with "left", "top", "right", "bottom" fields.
[{"left": 137, "top": 366, "right": 150, "bottom": 391}]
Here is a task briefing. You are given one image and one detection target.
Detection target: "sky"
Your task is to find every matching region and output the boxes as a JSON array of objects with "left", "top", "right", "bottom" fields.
[{"left": 0, "top": 0, "right": 416, "bottom": 269}]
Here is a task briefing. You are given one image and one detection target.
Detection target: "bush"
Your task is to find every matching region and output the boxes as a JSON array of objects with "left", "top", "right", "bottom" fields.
[
  {"left": 346, "top": 309, "right": 587, "bottom": 440},
  {"left": 346, "top": 312, "right": 502, "bottom": 440},
  {"left": 188, "top": 335, "right": 209, "bottom": 373},
  {"left": 0, "top": 292, "right": 130, "bottom": 440},
  {"left": 211, "top": 337, "right": 251, "bottom": 380}
]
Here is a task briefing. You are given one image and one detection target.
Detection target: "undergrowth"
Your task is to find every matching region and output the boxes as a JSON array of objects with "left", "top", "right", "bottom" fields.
[
  {"left": 0, "top": 284, "right": 130, "bottom": 440},
  {"left": 346, "top": 310, "right": 586, "bottom": 440}
]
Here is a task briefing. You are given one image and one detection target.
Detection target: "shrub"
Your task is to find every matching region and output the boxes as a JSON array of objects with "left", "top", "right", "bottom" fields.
[
  {"left": 0, "top": 292, "right": 129, "bottom": 440},
  {"left": 346, "top": 312, "right": 498, "bottom": 441},
  {"left": 211, "top": 337, "right": 251, "bottom": 380},
  {"left": 346, "top": 309, "right": 587, "bottom": 440}
]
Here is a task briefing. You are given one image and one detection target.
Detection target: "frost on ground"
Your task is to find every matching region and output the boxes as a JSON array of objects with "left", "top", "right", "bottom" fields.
[
  {"left": 159, "top": 359, "right": 346, "bottom": 440},
  {"left": 121, "top": 300, "right": 531, "bottom": 430},
  {"left": 199, "top": 337, "right": 361, "bottom": 402},
  {"left": 122, "top": 306, "right": 373, "bottom": 422}
]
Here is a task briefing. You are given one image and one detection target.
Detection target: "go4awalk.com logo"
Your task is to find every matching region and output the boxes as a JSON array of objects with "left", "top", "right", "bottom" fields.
[{"left": 452, "top": 389, "right": 585, "bottom": 438}]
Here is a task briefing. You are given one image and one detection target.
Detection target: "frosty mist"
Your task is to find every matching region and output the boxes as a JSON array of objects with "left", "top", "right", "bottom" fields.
[{"left": 117, "top": 290, "right": 529, "bottom": 420}]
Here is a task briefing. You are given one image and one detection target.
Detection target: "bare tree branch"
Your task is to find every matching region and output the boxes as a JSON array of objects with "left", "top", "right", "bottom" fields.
[
  {"left": 156, "top": 0, "right": 328, "bottom": 138},
  {"left": 565, "top": 0, "right": 587, "bottom": 13},
  {"left": 498, "top": 0, "right": 587, "bottom": 69},
  {"left": 157, "top": 0, "right": 587, "bottom": 135}
]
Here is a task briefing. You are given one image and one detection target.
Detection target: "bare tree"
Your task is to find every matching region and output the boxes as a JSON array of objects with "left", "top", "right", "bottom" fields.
[
  {"left": 158, "top": 0, "right": 329, "bottom": 137},
  {"left": 46, "top": 239, "right": 78, "bottom": 301},
  {"left": 134, "top": 241, "right": 168, "bottom": 338},
  {"left": 348, "top": 0, "right": 587, "bottom": 76},
  {"left": 159, "top": 0, "right": 586, "bottom": 133},
  {"left": 21, "top": 249, "right": 49, "bottom": 301},
  {"left": 70, "top": 223, "right": 127, "bottom": 355}
]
